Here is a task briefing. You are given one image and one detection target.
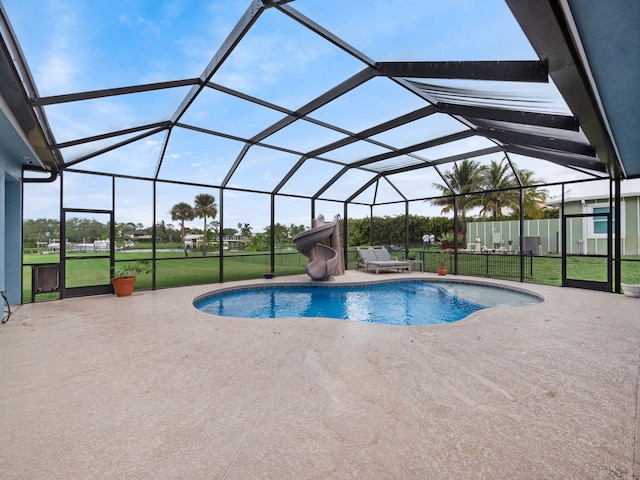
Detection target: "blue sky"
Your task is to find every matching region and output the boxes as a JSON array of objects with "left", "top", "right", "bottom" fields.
[{"left": 6, "top": 0, "right": 599, "bottom": 231}]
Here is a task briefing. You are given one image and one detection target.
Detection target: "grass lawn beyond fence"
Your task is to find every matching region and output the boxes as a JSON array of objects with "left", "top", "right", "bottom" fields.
[{"left": 22, "top": 250, "right": 640, "bottom": 303}]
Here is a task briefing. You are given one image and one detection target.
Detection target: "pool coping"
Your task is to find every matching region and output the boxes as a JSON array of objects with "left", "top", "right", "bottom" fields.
[
  {"left": 194, "top": 276, "right": 545, "bottom": 303},
  {"left": 193, "top": 277, "right": 545, "bottom": 325}
]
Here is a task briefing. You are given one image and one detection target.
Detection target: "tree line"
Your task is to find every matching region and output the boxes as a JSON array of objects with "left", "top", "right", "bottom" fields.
[
  {"left": 23, "top": 214, "right": 451, "bottom": 250},
  {"left": 24, "top": 212, "right": 556, "bottom": 252}
]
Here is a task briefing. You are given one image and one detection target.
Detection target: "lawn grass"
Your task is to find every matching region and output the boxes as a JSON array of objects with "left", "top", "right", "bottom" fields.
[
  {"left": 23, "top": 251, "right": 308, "bottom": 302},
  {"left": 22, "top": 250, "right": 640, "bottom": 302},
  {"left": 412, "top": 251, "right": 640, "bottom": 286}
]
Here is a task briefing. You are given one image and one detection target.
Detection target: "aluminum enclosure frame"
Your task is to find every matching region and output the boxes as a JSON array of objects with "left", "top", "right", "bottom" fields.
[{"left": 0, "top": 0, "right": 634, "bottom": 296}]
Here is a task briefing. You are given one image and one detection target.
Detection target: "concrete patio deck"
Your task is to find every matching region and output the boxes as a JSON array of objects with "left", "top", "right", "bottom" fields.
[{"left": 1, "top": 271, "right": 639, "bottom": 479}]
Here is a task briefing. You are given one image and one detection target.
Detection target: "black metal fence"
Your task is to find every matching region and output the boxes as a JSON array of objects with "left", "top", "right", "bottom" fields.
[
  {"left": 419, "top": 251, "right": 533, "bottom": 279},
  {"left": 455, "top": 251, "right": 533, "bottom": 279}
]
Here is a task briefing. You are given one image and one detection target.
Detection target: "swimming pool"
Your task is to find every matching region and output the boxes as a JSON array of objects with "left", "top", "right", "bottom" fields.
[{"left": 193, "top": 279, "right": 543, "bottom": 326}]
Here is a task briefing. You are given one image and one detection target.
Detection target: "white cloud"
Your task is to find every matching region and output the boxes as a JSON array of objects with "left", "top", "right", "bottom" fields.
[
  {"left": 39, "top": 54, "right": 79, "bottom": 95},
  {"left": 31, "top": 2, "right": 84, "bottom": 95}
]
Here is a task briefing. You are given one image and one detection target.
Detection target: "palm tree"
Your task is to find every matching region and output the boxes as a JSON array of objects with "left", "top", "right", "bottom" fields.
[
  {"left": 479, "top": 158, "right": 519, "bottom": 220},
  {"left": 514, "top": 169, "right": 549, "bottom": 219},
  {"left": 237, "top": 222, "right": 253, "bottom": 237},
  {"left": 170, "top": 202, "right": 195, "bottom": 257},
  {"left": 193, "top": 193, "right": 217, "bottom": 256},
  {"left": 431, "top": 159, "right": 485, "bottom": 244}
]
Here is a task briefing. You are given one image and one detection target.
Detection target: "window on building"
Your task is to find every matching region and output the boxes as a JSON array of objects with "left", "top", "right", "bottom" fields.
[{"left": 592, "top": 206, "right": 614, "bottom": 235}]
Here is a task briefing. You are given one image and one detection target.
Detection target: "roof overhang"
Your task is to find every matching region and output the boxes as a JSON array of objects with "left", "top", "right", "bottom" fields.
[
  {"left": 0, "top": 4, "right": 58, "bottom": 172},
  {"left": 0, "top": 91, "right": 43, "bottom": 168},
  {"left": 506, "top": 0, "right": 637, "bottom": 179}
]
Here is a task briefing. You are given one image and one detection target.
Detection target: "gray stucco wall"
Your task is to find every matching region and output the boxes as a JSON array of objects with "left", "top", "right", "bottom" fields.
[{"left": 1, "top": 143, "right": 23, "bottom": 305}]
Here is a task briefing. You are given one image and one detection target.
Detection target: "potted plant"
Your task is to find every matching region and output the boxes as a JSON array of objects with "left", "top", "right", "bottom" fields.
[
  {"left": 111, "top": 260, "right": 151, "bottom": 297},
  {"left": 437, "top": 258, "right": 448, "bottom": 276}
]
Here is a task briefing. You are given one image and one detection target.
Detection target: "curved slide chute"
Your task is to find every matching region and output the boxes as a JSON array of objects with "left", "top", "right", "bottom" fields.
[{"left": 293, "top": 214, "right": 345, "bottom": 281}]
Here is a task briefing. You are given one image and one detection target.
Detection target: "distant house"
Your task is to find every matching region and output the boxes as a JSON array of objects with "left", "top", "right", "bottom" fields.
[
  {"left": 47, "top": 239, "right": 62, "bottom": 253},
  {"left": 124, "top": 229, "right": 152, "bottom": 242},
  {"left": 547, "top": 179, "right": 640, "bottom": 256},
  {"left": 183, "top": 234, "right": 249, "bottom": 250},
  {"left": 221, "top": 235, "right": 250, "bottom": 250},
  {"left": 464, "top": 179, "right": 640, "bottom": 256},
  {"left": 93, "top": 239, "right": 110, "bottom": 252},
  {"left": 183, "top": 234, "right": 201, "bottom": 248}
]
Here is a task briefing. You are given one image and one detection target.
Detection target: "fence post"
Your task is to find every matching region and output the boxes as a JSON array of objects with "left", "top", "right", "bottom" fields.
[{"left": 529, "top": 253, "right": 533, "bottom": 278}]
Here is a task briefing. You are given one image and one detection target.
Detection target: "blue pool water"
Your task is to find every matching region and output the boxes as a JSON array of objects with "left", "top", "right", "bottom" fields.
[{"left": 194, "top": 280, "right": 542, "bottom": 326}]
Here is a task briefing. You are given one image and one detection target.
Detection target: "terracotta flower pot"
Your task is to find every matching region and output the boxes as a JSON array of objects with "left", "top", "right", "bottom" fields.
[
  {"left": 437, "top": 266, "right": 447, "bottom": 276},
  {"left": 111, "top": 276, "right": 136, "bottom": 297}
]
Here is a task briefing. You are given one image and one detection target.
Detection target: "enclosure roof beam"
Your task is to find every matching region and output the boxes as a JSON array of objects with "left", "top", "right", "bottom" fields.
[
  {"left": 376, "top": 60, "right": 548, "bottom": 83},
  {"left": 344, "top": 174, "right": 382, "bottom": 204},
  {"left": 348, "top": 130, "right": 476, "bottom": 169},
  {"left": 437, "top": 102, "right": 579, "bottom": 131},
  {"left": 221, "top": 143, "right": 251, "bottom": 188},
  {"left": 381, "top": 147, "right": 504, "bottom": 176},
  {"left": 277, "top": 3, "right": 376, "bottom": 67},
  {"left": 169, "top": 0, "right": 268, "bottom": 125},
  {"left": 248, "top": 67, "right": 375, "bottom": 143},
  {"left": 274, "top": 106, "right": 438, "bottom": 195},
  {"left": 32, "top": 79, "right": 201, "bottom": 107},
  {"left": 476, "top": 127, "right": 595, "bottom": 156},
  {"left": 54, "top": 121, "right": 172, "bottom": 149},
  {"left": 503, "top": 144, "right": 606, "bottom": 172},
  {"left": 312, "top": 165, "right": 353, "bottom": 200},
  {"left": 64, "top": 125, "right": 169, "bottom": 167},
  {"left": 272, "top": 157, "right": 308, "bottom": 195},
  {"left": 206, "top": 79, "right": 432, "bottom": 166},
  {"left": 153, "top": 128, "right": 173, "bottom": 179},
  {"left": 305, "top": 105, "right": 439, "bottom": 158}
]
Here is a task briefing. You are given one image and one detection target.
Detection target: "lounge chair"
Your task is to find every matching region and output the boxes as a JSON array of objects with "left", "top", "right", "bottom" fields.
[{"left": 356, "top": 246, "right": 412, "bottom": 274}]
